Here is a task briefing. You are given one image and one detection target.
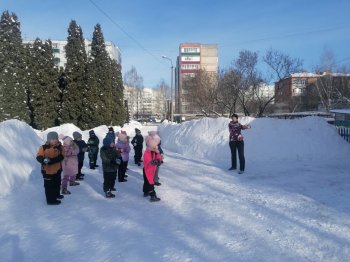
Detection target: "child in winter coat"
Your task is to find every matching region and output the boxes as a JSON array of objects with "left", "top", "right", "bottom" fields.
[
  {"left": 87, "top": 130, "right": 100, "bottom": 169},
  {"left": 228, "top": 113, "right": 251, "bottom": 174},
  {"left": 73, "top": 131, "right": 88, "bottom": 180},
  {"left": 131, "top": 128, "right": 144, "bottom": 166},
  {"left": 100, "top": 135, "right": 121, "bottom": 198},
  {"left": 143, "top": 135, "right": 162, "bottom": 202},
  {"left": 36, "top": 131, "right": 64, "bottom": 205},
  {"left": 148, "top": 131, "right": 164, "bottom": 186},
  {"left": 116, "top": 131, "right": 130, "bottom": 182},
  {"left": 60, "top": 135, "right": 80, "bottom": 194}
]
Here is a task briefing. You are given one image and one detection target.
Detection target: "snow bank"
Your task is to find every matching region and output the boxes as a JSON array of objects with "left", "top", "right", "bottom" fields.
[
  {"left": 0, "top": 120, "right": 42, "bottom": 197},
  {"left": 0, "top": 120, "right": 144, "bottom": 197},
  {"left": 159, "top": 116, "right": 350, "bottom": 166}
]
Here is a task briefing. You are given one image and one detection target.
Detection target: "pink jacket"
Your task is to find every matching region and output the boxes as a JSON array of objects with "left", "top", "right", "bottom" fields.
[
  {"left": 143, "top": 149, "right": 162, "bottom": 185},
  {"left": 62, "top": 144, "right": 79, "bottom": 176}
]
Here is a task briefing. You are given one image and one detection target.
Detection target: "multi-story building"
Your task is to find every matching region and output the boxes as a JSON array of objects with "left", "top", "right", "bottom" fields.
[
  {"left": 175, "top": 43, "right": 218, "bottom": 114},
  {"left": 123, "top": 85, "right": 166, "bottom": 120},
  {"left": 24, "top": 39, "right": 121, "bottom": 68},
  {"left": 274, "top": 72, "right": 320, "bottom": 112}
]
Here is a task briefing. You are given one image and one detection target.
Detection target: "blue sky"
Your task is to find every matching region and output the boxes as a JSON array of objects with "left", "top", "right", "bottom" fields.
[{"left": 2, "top": 0, "right": 350, "bottom": 87}]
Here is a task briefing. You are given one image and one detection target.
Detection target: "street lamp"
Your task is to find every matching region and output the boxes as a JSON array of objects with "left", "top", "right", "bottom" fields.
[{"left": 162, "top": 55, "right": 174, "bottom": 122}]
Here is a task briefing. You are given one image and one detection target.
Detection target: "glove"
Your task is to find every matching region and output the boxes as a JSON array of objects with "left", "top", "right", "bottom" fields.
[
  {"left": 151, "top": 159, "right": 161, "bottom": 166},
  {"left": 42, "top": 158, "right": 50, "bottom": 165},
  {"left": 133, "top": 143, "right": 137, "bottom": 147},
  {"left": 116, "top": 159, "right": 121, "bottom": 165}
]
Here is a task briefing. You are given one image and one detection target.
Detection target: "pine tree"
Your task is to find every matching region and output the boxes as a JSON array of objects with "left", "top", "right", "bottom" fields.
[
  {"left": 111, "top": 60, "right": 126, "bottom": 125},
  {"left": 85, "top": 24, "right": 113, "bottom": 128},
  {"left": 25, "top": 39, "right": 60, "bottom": 129},
  {"left": 0, "top": 11, "right": 29, "bottom": 122},
  {"left": 61, "top": 20, "right": 87, "bottom": 127}
]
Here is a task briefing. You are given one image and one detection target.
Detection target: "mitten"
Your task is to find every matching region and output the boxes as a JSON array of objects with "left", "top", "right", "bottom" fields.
[{"left": 42, "top": 158, "right": 50, "bottom": 165}]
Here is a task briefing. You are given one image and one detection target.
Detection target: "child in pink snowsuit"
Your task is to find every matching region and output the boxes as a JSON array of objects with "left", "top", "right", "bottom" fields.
[{"left": 60, "top": 135, "right": 80, "bottom": 194}]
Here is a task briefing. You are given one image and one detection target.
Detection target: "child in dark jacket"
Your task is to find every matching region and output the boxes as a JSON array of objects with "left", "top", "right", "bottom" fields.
[
  {"left": 143, "top": 135, "right": 162, "bottom": 202},
  {"left": 73, "top": 131, "right": 88, "bottom": 180},
  {"left": 87, "top": 130, "right": 100, "bottom": 169},
  {"left": 100, "top": 136, "right": 121, "bottom": 198},
  {"left": 131, "top": 128, "right": 144, "bottom": 166}
]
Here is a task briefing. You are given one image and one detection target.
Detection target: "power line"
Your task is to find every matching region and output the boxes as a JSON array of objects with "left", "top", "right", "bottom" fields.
[
  {"left": 220, "top": 22, "right": 350, "bottom": 47},
  {"left": 87, "top": 0, "right": 164, "bottom": 65}
]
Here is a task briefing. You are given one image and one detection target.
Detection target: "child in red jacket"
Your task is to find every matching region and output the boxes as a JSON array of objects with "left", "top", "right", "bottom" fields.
[{"left": 143, "top": 134, "right": 162, "bottom": 202}]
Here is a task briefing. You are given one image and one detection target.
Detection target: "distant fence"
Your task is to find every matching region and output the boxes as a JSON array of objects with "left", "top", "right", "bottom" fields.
[{"left": 336, "top": 127, "right": 350, "bottom": 143}]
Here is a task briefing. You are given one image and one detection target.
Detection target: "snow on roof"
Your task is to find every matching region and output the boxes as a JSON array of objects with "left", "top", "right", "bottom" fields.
[{"left": 330, "top": 109, "right": 350, "bottom": 114}]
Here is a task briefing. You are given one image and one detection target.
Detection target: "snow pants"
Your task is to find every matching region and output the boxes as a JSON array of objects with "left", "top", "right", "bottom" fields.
[
  {"left": 42, "top": 172, "right": 61, "bottom": 204},
  {"left": 76, "top": 161, "right": 84, "bottom": 179},
  {"left": 143, "top": 168, "right": 156, "bottom": 197},
  {"left": 134, "top": 146, "right": 143, "bottom": 164},
  {"left": 88, "top": 147, "right": 99, "bottom": 168},
  {"left": 103, "top": 172, "right": 117, "bottom": 192},
  {"left": 118, "top": 160, "right": 128, "bottom": 181},
  {"left": 229, "top": 140, "right": 245, "bottom": 171}
]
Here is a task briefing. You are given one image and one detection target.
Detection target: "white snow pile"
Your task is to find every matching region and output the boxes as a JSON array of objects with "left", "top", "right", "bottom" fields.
[
  {"left": 0, "top": 117, "right": 350, "bottom": 261},
  {"left": 159, "top": 116, "right": 350, "bottom": 165},
  {"left": 0, "top": 119, "right": 42, "bottom": 197}
]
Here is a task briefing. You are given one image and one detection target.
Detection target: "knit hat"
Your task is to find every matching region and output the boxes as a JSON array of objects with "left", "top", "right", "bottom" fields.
[
  {"left": 118, "top": 131, "right": 127, "bottom": 142},
  {"left": 231, "top": 113, "right": 238, "bottom": 119},
  {"left": 135, "top": 128, "right": 141, "bottom": 133},
  {"left": 59, "top": 134, "right": 73, "bottom": 146},
  {"left": 46, "top": 131, "right": 59, "bottom": 142},
  {"left": 73, "top": 131, "right": 82, "bottom": 140},
  {"left": 103, "top": 136, "right": 114, "bottom": 147},
  {"left": 145, "top": 135, "right": 160, "bottom": 151}
]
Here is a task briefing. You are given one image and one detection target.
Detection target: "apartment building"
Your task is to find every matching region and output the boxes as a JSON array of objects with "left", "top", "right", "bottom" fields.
[
  {"left": 24, "top": 39, "right": 121, "bottom": 68},
  {"left": 123, "top": 86, "right": 166, "bottom": 120},
  {"left": 175, "top": 43, "right": 218, "bottom": 114}
]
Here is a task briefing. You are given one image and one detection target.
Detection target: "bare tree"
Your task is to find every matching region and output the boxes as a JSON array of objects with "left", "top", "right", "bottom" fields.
[
  {"left": 183, "top": 69, "right": 218, "bottom": 116},
  {"left": 124, "top": 66, "right": 144, "bottom": 119},
  {"left": 217, "top": 68, "right": 241, "bottom": 116},
  {"left": 233, "top": 50, "right": 262, "bottom": 116},
  {"left": 262, "top": 48, "right": 303, "bottom": 115},
  {"left": 313, "top": 48, "right": 350, "bottom": 111}
]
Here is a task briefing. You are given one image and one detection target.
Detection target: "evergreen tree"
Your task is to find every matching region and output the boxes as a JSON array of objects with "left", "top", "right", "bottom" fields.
[
  {"left": 111, "top": 60, "right": 126, "bottom": 125},
  {"left": 85, "top": 23, "right": 113, "bottom": 128},
  {"left": 61, "top": 20, "right": 87, "bottom": 127},
  {"left": 0, "top": 11, "right": 29, "bottom": 122},
  {"left": 25, "top": 39, "right": 60, "bottom": 129}
]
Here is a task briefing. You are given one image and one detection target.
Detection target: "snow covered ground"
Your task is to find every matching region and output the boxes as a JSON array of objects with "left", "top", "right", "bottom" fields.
[{"left": 0, "top": 117, "right": 349, "bottom": 261}]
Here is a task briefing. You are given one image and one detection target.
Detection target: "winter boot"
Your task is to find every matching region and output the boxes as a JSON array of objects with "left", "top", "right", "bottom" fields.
[
  {"left": 105, "top": 191, "right": 115, "bottom": 198},
  {"left": 150, "top": 195, "right": 161, "bottom": 202},
  {"left": 47, "top": 200, "right": 61, "bottom": 205},
  {"left": 229, "top": 167, "right": 236, "bottom": 171},
  {"left": 57, "top": 194, "right": 64, "bottom": 199},
  {"left": 62, "top": 187, "right": 71, "bottom": 195},
  {"left": 143, "top": 192, "right": 149, "bottom": 197},
  {"left": 110, "top": 187, "right": 116, "bottom": 191},
  {"left": 154, "top": 182, "right": 162, "bottom": 186},
  {"left": 238, "top": 170, "right": 244, "bottom": 174},
  {"left": 70, "top": 181, "right": 80, "bottom": 186}
]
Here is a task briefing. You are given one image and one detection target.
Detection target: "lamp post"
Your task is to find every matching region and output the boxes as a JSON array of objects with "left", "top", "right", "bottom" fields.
[{"left": 162, "top": 55, "right": 174, "bottom": 122}]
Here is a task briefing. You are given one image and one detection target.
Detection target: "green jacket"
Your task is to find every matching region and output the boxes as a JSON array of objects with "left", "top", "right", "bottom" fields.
[{"left": 100, "top": 146, "right": 120, "bottom": 172}]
